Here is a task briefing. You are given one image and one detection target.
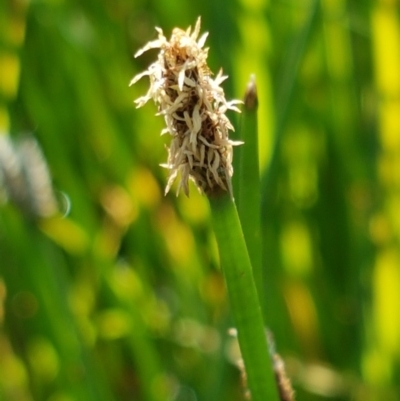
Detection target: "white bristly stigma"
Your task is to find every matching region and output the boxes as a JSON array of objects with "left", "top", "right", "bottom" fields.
[{"left": 131, "top": 17, "right": 242, "bottom": 196}]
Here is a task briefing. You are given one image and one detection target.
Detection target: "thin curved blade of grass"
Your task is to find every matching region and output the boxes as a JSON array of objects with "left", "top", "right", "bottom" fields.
[
  {"left": 235, "top": 76, "right": 264, "bottom": 313},
  {"left": 209, "top": 194, "right": 279, "bottom": 401},
  {"left": 261, "top": 0, "right": 320, "bottom": 215}
]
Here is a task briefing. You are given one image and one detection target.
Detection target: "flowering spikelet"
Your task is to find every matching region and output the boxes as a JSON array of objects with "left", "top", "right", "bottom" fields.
[{"left": 130, "top": 17, "right": 242, "bottom": 196}]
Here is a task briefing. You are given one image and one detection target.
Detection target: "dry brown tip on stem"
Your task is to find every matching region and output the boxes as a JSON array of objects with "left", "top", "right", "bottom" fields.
[{"left": 244, "top": 74, "right": 258, "bottom": 111}]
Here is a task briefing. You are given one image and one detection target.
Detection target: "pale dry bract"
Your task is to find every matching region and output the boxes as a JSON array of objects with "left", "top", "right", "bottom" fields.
[{"left": 130, "top": 17, "right": 242, "bottom": 196}]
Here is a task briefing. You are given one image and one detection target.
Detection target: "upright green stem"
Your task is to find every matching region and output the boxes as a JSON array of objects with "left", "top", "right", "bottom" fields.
[
  {"left": 236, "top": 76, "right": 264, "bottom": 313},
  {"left": 209, "top": 194, "right": 279, "bottom": 401}
]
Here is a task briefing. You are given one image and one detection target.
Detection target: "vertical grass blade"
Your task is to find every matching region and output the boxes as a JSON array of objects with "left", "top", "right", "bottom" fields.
[
  {"left": 209, "top": 193, "right": 279, "bottom": 401},
  {"left": 236, "top": 76, "right": 264, "bottom": 311},
  {"left": 261, "top": 0, "right": 319, "bottom": 214}
]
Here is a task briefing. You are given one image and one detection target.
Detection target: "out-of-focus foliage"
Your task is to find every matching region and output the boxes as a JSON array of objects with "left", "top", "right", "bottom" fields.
[{"left": 0, "top": 0, "right": 399, "bottom": 400}]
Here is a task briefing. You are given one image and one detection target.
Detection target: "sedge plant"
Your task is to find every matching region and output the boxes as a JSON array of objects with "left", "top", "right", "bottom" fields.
[{"left": 131, "top": 17, "right": 283, "bottom": 401}]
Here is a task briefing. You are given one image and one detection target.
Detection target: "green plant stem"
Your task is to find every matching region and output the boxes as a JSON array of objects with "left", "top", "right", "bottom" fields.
[
  {"left": 209, "top": 194, "right": 279, "bottom": 401},
  {"left": 236, "top": 76, "right": 264, "bottom": 313}
]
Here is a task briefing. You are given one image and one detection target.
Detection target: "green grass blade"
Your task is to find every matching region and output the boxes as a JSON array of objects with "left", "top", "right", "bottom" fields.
[
  {"left": 209, "top": 194, "right": 279, "bottom": 401},
  {"left": 261, "top": 0, "right": 319, "bottom": 212},
  {"left": 236, "top": 76, "right": 264, "bottom": 311}
]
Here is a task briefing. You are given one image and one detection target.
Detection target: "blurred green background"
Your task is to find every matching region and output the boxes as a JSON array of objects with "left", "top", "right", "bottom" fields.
[{"left": 1, "top": 0, "right": 400, "bottom": 400}]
